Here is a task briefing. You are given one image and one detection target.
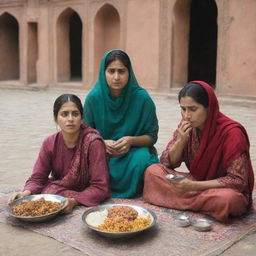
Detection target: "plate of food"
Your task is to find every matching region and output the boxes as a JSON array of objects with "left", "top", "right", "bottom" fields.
[
  {"left": 82, "top": 203, "right": 157, "bottom": 239},
  {"left": 6, "top": 194, "right": 66, "bottom": 223}
]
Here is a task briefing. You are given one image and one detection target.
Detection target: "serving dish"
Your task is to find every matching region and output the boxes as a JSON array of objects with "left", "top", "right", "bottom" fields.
[
  {"left": 6, "top": 194, "right": 66, "bottom": 223},
  {"left": 192, "top": 218, "right": 212, "bottom": 232},
  {"left": 82, "top": 203, "right": 157, "bottom": 239},
  {"left": 165, "top": 173, "right": 185, "bottom": 181}
]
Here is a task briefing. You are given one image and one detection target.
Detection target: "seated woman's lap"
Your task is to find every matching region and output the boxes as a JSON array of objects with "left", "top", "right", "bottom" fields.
[
  {"left": 195, "top": 187, "right": 248, "bottom": 221},
  {"left": 110, "top": 147, "right": 155, "bottom": 198},
  {"left": 110, "top": 147, "right": 154, "bottom": 179},
  {"left": 143, "top": 163, "right": 248, "bottom": 222}
]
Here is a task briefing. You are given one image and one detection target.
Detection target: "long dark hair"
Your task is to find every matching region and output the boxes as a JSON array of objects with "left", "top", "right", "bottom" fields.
[
  {"left": 178, "top": 83, "right": 209, "bottom": 108},
  {"left": 105, "top": 50, "right": 131, "bottom": 71},
  {"left": 53, "top": 94, "right": 83, "bottom": 120}
]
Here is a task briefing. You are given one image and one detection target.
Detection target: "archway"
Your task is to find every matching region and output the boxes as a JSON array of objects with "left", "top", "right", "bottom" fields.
[
  {"left": 0, "top": 13, "right": 19, "bottom": 81},
  {"left": 27, "top": 22, "right": 38, "bottom": 84},
  {"left": 188, "top": 0, "right": 218, "bottom": 87},
  {"left": 172, "top": 0, "right": 191, "bottom": 88},
  {"left": 56, "top": 8, "right": 82, "bottom": 82},
  {"left": 94, "top": 4, "right": 120, "bottom": 80},
  {"left": 70, "top": 12, "right": 82, "bottom": 81}
]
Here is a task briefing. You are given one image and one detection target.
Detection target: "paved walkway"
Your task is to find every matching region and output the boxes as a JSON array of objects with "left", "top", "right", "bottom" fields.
[{"left": 0, "top": 87, "right": 255, "bottom": 255}]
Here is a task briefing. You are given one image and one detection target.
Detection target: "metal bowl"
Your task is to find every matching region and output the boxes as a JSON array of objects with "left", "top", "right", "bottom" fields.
[
  {"left": 165, "top": 173, "right": 185, "bottom": 181},
  {"left": 174, "top": 214, "right": 190, "bottom": 227},
  {"left": 82, "top": 203, "right": 157, "bottom": 239},
  {"left": 192, "top": 218, "right": 212, "bottom": 232},
  {"left": 5, "top": 194, "right": 66, "bottom": 223}
]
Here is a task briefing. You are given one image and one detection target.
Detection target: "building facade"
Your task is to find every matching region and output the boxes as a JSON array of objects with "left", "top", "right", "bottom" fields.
[{"left": 0, "top": 0, "right": 255, "bottom": 97}]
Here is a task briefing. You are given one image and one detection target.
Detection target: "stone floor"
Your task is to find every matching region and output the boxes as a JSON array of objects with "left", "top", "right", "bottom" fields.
[{"left": 0, "top": 87, "right": 255, "bottom": 255}]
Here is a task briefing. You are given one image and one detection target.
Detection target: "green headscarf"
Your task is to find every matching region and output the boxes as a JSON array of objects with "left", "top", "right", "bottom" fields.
[
  {"left": 84, "top": 49, "right": 159, "bottom": 198},
  {"left": 84, "top": 49, "right": 158, "bottom": 144}
]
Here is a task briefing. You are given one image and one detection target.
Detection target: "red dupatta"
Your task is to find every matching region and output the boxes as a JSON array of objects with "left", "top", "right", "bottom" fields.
[
  {"left": 51, "top": 123, "right": 103, "bottom": 190},
  {"left": 189, "top": 81, "right": 254, "bottom": 204}
]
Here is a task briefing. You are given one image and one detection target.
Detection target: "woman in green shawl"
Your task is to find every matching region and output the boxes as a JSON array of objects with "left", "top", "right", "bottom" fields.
[{"left": 84, "top": 50, "right": 159, "bottom": 198}]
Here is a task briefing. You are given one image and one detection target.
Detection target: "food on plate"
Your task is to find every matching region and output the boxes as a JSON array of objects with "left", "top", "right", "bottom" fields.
[
  {"left": 97, "top": 215, "right": 151, "bottom": 232},
  {"left": 107, "top": 206, "right": 138, "bottom": 220},
  {"left": 86, "top": 209, "right": 108, "bottom": 226},
  {"left": 95, "top": 205, "right": 151, "bottom": 232},
  {"left": 12, "top": 197, "right": 62, "bottom": 217}
]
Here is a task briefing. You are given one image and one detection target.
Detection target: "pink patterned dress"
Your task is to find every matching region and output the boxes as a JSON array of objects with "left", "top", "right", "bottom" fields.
[{"left": 24, "top": 124, "right": 109, "bottom": 206}]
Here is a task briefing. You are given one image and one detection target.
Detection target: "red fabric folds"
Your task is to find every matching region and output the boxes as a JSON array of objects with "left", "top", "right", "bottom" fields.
[{"left": 188, "top": 81, "right": 254, "bottom": 205}]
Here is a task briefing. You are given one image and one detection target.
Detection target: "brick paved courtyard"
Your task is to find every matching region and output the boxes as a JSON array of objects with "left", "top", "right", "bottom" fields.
[{"left": 0, "top": 88, "right": 255, "bottom": 255}]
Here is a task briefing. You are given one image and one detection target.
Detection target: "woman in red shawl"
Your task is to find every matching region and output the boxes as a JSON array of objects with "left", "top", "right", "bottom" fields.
[
  {"left": 143, "top": 81, "right": 254, "bottom": 222},
  {"left": 9, "top": 94, "right": 109, "bottom": 213}
]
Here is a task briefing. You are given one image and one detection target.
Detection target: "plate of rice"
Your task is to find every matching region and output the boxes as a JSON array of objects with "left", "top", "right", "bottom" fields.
[
  {"left": 82, "top": 203, "right": 157, "bottom": 238},
  {"left": 6, "top": 194, "right": 66, "bottom": 223}
]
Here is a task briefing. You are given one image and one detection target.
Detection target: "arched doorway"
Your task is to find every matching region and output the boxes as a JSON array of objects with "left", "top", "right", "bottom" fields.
[
  {"left": 172, "top": 0, "right": 191, "bottom": 88},
  {"left": 0, "top": 13, "right": 19, "bottom": 81},
  {"left": 56, "top": 8, "right": 82, "bottom": 82},
  {"left": 70, "top": 12, "right": 82, "bottom": 81},
  {"left": 188, "top": 0, "right": 218, "bottom": 87},
  {"left": 94, "top": 4, "right": 120, "bottom": 80},
  {"left": 27, "top": 22, "right": 38, "bottom": 84}
]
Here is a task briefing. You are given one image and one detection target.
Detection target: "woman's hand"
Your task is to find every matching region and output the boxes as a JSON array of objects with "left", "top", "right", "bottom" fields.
[
  {"left": 168, "top": 177, "right": 224, "bottom": 193},
  {"left": 62, "top": 198, "right": 78, "bottom": 214},
  {"left": 104, "top": 140, "right": 120, "bottom": 157},
  {"left": 112, "top": 136, "right": 132, "bottom": 155},
  {"left": 167, "top": 122, "right": 192, "bottom": 168},
  {"left": 8, "top": 190, "right": 31, "bottom": 203},
  {"left": 105, "top": 137, "right": 132, "bottom": 157},
  {"left": 168, "top": 178, "right": 195, "bottom": 193},
  {"left": 177, "top": 121, "right": 192, "bottom": 144}
]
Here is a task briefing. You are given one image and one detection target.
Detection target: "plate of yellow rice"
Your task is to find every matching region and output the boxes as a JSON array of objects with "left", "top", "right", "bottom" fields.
[{"left": 82, "top": 203, "right": 157, "bottom": 238}]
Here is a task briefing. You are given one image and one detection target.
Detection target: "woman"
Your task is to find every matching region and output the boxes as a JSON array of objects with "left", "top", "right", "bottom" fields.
[
  {"left": 9, "top": 94, "right": 109, "bottom": 213},
  {"left": 143, "top": 81, "right": 254, "bottom": 222},
  {"left": 84, "top": 49, "right": 159, "bottom": 198}
]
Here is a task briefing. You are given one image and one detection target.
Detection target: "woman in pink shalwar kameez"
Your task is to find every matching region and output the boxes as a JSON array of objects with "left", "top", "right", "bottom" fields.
[
  {"left": 9, "top": 94, "right": 109, "bottom": 213},
  {"left": 143, "top": 81, "right": 254, "bottom": 223}
]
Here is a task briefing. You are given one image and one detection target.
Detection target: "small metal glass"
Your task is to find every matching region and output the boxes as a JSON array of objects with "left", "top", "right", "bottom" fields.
[
  {"left": 174, "top": 214, "right": 191, "bottom": 227},
  {"left": 192, "top": 218, "right": 212, "bottom": 232}
]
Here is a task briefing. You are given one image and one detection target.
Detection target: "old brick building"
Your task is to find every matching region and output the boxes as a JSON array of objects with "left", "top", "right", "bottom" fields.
[{"left": 0, "top": 0, "right": 255, "bottom": 97}]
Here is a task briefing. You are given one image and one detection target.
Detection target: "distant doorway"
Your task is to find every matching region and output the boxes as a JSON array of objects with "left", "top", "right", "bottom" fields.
[
  {"left": 70, "top": 12, "right": 82, "bottom": 81},
  {"left": 27, "top": 22, "right": 38, "bottom": 84},
  {"left": 188, "top": 0, "right": 217, "bottom": 87},
  {"left": 57, "top": 8, "right": 82, "bottom": 82},
  {"left": 0, "top": 13, "right": 19, "bottom": 81}
]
